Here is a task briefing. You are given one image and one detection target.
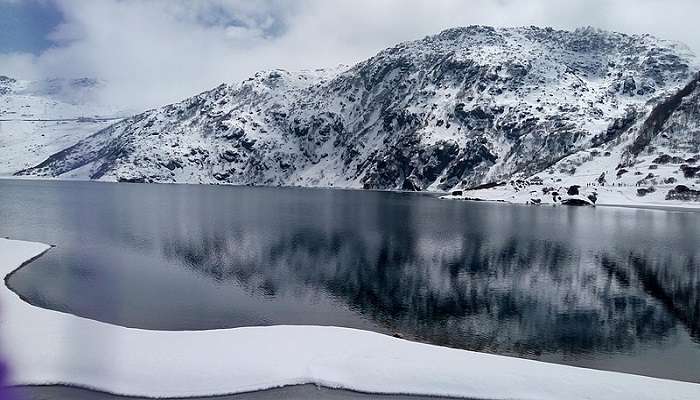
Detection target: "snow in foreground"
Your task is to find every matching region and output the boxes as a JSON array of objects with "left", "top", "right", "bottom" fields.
[{"left": 2, "top": 238, "right": 700, "bottom": 400}]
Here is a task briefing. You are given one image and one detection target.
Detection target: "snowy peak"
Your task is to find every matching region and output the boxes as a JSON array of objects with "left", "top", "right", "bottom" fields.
[
  {"left": 15, "top": 26, "right": 700, "bottom": 196},
  {"left": 356, "top": 25, "right": 693, "bottom": 89}
]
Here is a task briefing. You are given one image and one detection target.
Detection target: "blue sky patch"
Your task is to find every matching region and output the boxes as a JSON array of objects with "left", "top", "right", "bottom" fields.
[{"left": 0, "top": 0, "right": 63, "bottom": 54}]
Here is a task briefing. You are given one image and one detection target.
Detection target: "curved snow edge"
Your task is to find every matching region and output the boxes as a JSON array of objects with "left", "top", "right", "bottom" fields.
[{"left": 2, "top": 238, "right": 700, "bottom": 400}]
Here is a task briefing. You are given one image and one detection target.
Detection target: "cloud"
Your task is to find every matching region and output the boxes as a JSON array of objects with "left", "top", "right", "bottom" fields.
[
  {"left": 2, "top": 0, "right": 699, "bottom": 111},
  {"left": 0, "top": 53, "right": 40, "bottom": 79}
]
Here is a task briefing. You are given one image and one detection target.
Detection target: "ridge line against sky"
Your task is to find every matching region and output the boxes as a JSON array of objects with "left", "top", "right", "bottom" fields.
[{"left": 1, "top": 0, "right": 700, "bottom": 111}]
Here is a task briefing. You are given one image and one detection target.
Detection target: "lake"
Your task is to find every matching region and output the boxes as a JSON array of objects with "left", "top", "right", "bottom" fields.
[{"left": 1, "top": 179, "right": 699, "bottom": 382}]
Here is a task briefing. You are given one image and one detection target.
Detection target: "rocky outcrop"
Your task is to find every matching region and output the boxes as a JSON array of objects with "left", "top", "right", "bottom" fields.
[
  {"left": 626, "top": 74, "right": 699, "bottom": 159},
  {"left": 666, "top": 185, "right": 700, "bottom": 201}
]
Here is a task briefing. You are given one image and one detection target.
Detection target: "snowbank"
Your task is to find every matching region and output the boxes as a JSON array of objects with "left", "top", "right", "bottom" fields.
[
  {"left": 444, "top": 183, "right": 700, "bottom": 211},
  {"left": 2, "top": 238, "right": 700, "bottom": 399}
]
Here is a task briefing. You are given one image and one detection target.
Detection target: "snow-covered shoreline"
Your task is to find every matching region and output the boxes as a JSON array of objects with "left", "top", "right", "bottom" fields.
[
  {"left": 2, "top": 237, "right": 700, "bottom": 399},
  {"left": 3, "top": 175, "right": 700, "bottom": 215},
  {"left": 443, "top": 184, "right": 700, "bottom": 211}
]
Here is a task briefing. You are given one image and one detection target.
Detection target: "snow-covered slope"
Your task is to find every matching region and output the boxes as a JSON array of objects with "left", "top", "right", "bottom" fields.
[
  {"left": 16, "top": 27, "right": 700, "bottom": 199},
  {"left": 0, "top": 76, "right": 127, "bottom": 174},
  {"left": 451, "top": 72, "right": 700, "bottom": 207}
]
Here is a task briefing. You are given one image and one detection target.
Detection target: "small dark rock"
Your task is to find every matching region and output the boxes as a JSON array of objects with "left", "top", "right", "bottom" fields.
[
  {"left": 240, "top": 138, "right": 257, "bottom": 150},
  {"left": 671, "top": 156, "right": 685, "bottom": 164},
  {"left": 220, "top": 150, "right": 239, "bottom": 163},
  {"left": 637, "top": 187, "right": 655, "bottom": 197},
  {"left": 163, "top": 159, "right": 183, "bottom": 170},
  {"left": 561, "top": 198, "right": 593, "bottom": 206},
  {"left": 653, "top": 154, "right": 672, "bottom": 164},
  {"left": 680, "top": 165, "right": 699, "bottom": 178},
  {"left": 622, "top": 76, "right": 637, "bottom": 95},
  {"left": 597, "top": 172, "right": 607, "bottom": 185},
  {"left": 117, "top": 176, "right": 145, "bottom": 183},
  {"left": 213, "top": 172, "right": 230, "bottom": 181}
]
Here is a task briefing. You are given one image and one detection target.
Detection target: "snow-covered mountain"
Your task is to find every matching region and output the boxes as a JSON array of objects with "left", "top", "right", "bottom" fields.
[
  {"left": 445, "top": 70, "right": 700, "bottom": 206},
  {"left": 15, "top": 26, "right": 700, "bottom": 201},
  {"left": 0, "top": 76, "right": 127, "bottom": 174}
]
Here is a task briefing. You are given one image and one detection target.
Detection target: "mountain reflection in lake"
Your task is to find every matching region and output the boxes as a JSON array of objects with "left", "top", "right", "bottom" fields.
[{"left": 1, "top": 180, "right": 699, "bottom": 382}]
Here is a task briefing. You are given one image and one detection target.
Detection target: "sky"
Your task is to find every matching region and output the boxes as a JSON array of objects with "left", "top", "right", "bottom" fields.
[{"left": 1, "top": 0, "right": 700, "bottom": 111}]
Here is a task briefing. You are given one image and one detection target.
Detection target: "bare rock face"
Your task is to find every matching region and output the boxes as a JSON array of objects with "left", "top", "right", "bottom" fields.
[
  {"left": 15, "top": 26, "right": 699, "bottom": 192},
  {"left": 681, "top": 165, "right": 700, "bottom": 178}
]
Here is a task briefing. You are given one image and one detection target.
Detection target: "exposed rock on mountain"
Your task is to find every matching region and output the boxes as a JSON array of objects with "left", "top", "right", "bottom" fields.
[{"left": 666, "top": 185, "right": 700, "bottom": 201}]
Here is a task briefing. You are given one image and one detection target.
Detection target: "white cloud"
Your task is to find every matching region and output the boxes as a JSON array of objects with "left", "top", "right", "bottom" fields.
[
  {"left": 0, "top": 53, "right": 41, "bottom": 79},
  {"left": 2, "top": 0, "right": 699, "bottom": 111}
]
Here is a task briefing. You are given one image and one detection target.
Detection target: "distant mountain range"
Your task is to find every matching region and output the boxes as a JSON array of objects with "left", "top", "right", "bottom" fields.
[
  {"left": 9, "top": 26, "right": 700, "bottom": 197},
  {"left": 0, "top": 76, "right": 128, "bottom": 174}
]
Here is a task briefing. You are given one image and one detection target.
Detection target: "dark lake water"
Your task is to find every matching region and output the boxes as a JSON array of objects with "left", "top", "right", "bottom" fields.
[{"left": 1, "top": 179, "right": 700, "bottom": 382}]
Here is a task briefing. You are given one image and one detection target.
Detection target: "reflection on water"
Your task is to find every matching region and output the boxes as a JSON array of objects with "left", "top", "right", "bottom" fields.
[{"left": 1, "top": 180, "right": 699, "bottom": 382}]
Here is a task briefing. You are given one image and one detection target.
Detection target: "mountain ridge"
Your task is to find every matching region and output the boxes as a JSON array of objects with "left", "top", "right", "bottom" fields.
[{"left": 14, "top": 26, "right": 700, "bottom": 199}]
